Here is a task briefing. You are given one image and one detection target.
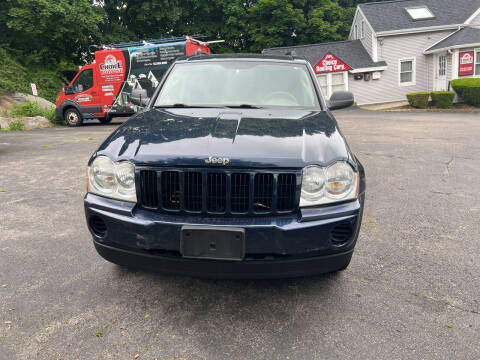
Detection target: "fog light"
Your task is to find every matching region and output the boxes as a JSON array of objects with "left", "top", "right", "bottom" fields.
[{"left": 89, "top": 216, "right": 107, "bottom": 238}]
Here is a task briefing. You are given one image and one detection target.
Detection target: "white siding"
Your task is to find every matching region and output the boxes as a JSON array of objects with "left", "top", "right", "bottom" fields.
[
  {"left": 349, "top": 10, "right": 374, "bottom": 59},
  {"left": 426, "top": 54, "right": 434, "bottom": 92},
  {"left": 356, "top": 30, "right": 455, "bottom": 104},
  {"left": 348, "top": 73, "right": 385, "bottom": 105}
]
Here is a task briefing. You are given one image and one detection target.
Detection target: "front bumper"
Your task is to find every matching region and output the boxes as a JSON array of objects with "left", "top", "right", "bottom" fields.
[{"left": 84, "top": 193, "right": 364, "bottom": 278}]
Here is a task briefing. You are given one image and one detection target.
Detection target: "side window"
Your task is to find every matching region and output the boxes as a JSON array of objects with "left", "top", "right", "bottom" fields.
[
  {"left": 399, "top": 59, "right": 415, "bottom": 86},
  {"left": 438, "top": 55, "right": 446, "bottom": 76},
  {"left": 317, "top": 74, "right": 328, "bottom": 98},
  {"left": 317, "top": 72, "right": 347, "bottom": 99},
  {"left": 72, "top": 69, "right": 94, "bottom": 93},
  {"left": 361, "top": 21, "right": 365, "bottom": 38}
]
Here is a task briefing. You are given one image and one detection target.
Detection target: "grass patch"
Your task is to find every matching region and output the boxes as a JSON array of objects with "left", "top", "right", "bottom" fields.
[
  {"left": 4, "top": 101, "right": 63, "bottom": 126},
  {"left": 9, "top": 121, "right": 25, "bottom": 131},
  {"left": 10, "top": 102, "right": 43, "bottom": 117}
]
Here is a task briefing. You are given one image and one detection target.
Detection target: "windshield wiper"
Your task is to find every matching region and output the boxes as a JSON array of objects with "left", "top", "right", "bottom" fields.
[
  {"left": 156, "top": 104, "right": 214, "bottom": 108},
  {"left": 225, "top": 104, "right": 262, "bottom": 109}
]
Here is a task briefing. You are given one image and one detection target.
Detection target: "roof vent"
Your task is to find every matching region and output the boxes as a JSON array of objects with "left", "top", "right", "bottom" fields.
[
  {"left": 285, "top": 50, "right": 296, "bottom": 56},
  {"left": 405, "top": 6, "right": 435, "bottom": 21}
]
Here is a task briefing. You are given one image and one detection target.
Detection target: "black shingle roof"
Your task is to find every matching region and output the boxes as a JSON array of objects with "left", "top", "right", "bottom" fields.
[
  {"left": 425, "top": 27, "right": 480, "bottom": 52},
  {"left": 359, "top": 0, "right": 480, "bottom": 33},
  {"left": 262, "top": 40, "right": 387, "bottom": 70}
]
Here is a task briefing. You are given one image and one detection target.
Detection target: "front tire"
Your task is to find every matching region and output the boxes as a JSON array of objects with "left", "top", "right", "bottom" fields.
[
  {"left": 99, "top": 116, "right": 112, "bottom": 125},
  {"left": 64, "top": 108, "right": 82, "bottom": 127}
]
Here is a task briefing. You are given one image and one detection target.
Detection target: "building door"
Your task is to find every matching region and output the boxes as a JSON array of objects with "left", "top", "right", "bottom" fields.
[
  {"left": 317, "top": 72, "right": 348, "bottom": 99},
  {"left": 434, "top": 54, "right": 447, "bottom": 91}
]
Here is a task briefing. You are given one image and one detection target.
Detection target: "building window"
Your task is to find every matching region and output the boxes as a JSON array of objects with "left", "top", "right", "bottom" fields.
[
  {"left": 361, "top": 21, "right": 365, "bottom": 39},
  {"left": 317, "top": 72, "right": 348, "bottom": 99},
  {"left": 405, "top": 6, "right": 435, "bottom": 20},
  {"left": 399, "top": 58, "right": 416, "bottom": 86},
  {"left": 438, "top": 55, "right": 446, "bottom": 76},
  {"left": 332, "top": 73, "right": 345, "bottom": 93},
  {"left": 354, "top": 24, "right": 358, "bottom": 39},
  {"left": 318, "top": 74, "right": 328, "bottom": 97}
]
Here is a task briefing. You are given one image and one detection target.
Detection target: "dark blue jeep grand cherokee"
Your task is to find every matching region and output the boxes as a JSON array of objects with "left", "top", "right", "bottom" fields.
[{"left": 84, "top": 54, "right": 365, "bottom": 278}]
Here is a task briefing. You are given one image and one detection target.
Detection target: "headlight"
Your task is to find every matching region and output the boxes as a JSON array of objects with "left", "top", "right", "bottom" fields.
[
  {"left": 88, "top": 156, "right": 137, "bottom": 202},
  {"left": 300, "top": 162, "right": 358, "bottom": 207}
]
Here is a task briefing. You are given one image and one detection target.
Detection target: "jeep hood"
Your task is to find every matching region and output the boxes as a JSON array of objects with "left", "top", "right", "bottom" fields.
[{"left": 96, "top": 108, "right": 352, "bottom": 168}]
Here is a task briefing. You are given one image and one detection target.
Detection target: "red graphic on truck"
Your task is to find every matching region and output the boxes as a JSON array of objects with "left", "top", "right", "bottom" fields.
[
  {"left": 56, "top": 36, "right": 215, "bottom": 126},
  {"left": 100, "top": 55, "right": 123, "bottom": 74}
]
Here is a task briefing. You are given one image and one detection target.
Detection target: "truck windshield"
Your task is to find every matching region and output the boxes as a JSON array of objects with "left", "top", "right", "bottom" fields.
[{"left": 154, "top": 61, "right": 319, "bottom": 109}]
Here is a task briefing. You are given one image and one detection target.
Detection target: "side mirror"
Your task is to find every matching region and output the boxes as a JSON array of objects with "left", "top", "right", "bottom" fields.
[
  {"left": 328, "top": 91, "right": 355, "bottom": 110},
  {"left": 64, "top": 86, "right": 74, "bottom": 95},
  {"left": 130, "top": 89, "right": 149, "bottom": 107}
]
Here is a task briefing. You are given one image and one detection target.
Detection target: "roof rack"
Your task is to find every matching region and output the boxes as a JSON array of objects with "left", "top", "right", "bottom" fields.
[{"left": 88, "top": 35, "right": 206, "bottom": 54}]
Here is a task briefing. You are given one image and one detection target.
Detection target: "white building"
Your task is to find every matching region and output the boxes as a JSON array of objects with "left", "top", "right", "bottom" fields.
[{"left": 264, "top": 0, "right": 480, "bottom": 105}]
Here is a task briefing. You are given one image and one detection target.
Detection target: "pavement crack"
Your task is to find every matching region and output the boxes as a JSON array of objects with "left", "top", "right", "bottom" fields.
[
  {"left": 413, "top": 292, "right": 480, "bottom": 316},
  {"left": 443, "top": 145, "right": 456, "bottom": 176},
  {"left": 429, "top": 190, "right": 453, "bottom": 196}
]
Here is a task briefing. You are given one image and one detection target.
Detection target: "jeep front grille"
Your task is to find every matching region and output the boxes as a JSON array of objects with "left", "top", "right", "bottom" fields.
[{"left": 138, "top": 168, "right": 300, "bottom": 215}]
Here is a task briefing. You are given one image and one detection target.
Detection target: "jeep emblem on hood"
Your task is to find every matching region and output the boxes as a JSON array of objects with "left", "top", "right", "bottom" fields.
[{"left": 205, "top": 156, "right": 230, "bottom": 165}]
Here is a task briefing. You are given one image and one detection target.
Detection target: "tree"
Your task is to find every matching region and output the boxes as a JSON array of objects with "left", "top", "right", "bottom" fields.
[
  {"left": 4, "top": 0, "right": 103, "bottom": 65},
  {"left": 247, "top": 0, "right": 306, "bottom": 52},
  {"left": 1, "top": 0, "right": 391, "bottom": 66},
  {"left": 299, "top": 0, "right": 355, "bottom": 44}
]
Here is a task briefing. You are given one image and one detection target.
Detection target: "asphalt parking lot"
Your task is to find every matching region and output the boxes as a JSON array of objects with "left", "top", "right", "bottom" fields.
[{"left": 1, "top": 109, "right": 479, "bottom": 359}]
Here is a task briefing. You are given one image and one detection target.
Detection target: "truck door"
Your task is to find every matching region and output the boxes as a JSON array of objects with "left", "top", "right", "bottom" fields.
[{"left": 70, "top": 67, "right": 102, "bottom": 116}]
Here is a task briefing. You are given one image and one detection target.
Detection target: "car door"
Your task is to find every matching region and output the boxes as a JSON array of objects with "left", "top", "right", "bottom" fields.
[{"left": 71, "top": 67, "right": 102, "bottom": 115}]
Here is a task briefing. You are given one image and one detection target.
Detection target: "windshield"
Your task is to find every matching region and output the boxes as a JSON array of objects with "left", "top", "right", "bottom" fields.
[{"left": 154, "top": 61, "right": 319, "bottom": 109}]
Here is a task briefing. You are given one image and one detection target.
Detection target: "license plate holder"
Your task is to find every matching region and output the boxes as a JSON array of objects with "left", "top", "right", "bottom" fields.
[{"left": 180, "top": 226, "right": 245, "bottom": 261}]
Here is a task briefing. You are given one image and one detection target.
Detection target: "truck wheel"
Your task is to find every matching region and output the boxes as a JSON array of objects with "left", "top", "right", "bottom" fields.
[
  {"left": 99, "top": 117, "right": 112, "bottom": 125},
  {"left": 64, "top": 108, "right": 82, "bottom": 127}
]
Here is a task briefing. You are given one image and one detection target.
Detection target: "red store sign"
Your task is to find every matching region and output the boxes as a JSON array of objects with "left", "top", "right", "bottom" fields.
[
  {"left": 314, "top": 52, "right": 352, "bottom": 74},
  {"left": 459, "top": 51, "right": 474, "bottom": 76}
]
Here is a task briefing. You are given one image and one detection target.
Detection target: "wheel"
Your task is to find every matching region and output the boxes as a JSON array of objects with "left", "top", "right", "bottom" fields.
[
  {"left": 99, "top": 116, "right": 112, "bottom": 125},
  {"left": 64, "top": 108, "right": 82, "bottom": 127}
]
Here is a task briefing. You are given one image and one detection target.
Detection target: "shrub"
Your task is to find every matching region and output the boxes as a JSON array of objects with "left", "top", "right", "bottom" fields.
[
  {"left": 9, "top": 120, "right": 25, "bottom": 131},
  {"left": 43, "top": 108, "right": 63, "bottom": 125},
  {"left": 430, "top": 91, "right": 455, "bottom": 109},
  {"left": 406, "top": 92, "right": 430, "bottom": 109},
  {"left": 7, "top": 101, "right": 62, "bottom": 125},
  {"left": 451, "top": 78, "right": 480, "bottom": 106},
  {"left": 10, "top": 102, "right": 43, "bottom": 117}
]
